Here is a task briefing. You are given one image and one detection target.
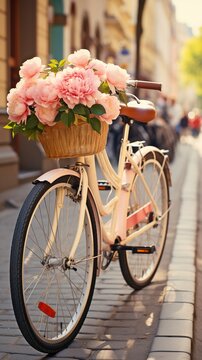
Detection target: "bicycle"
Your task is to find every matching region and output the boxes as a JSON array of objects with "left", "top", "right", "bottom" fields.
[{"left": 10, "top": 80, "right": 171, "bottom": 353}]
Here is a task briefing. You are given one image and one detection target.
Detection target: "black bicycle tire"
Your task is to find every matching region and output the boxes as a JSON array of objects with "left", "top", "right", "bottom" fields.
[
  {"left": 10, "top": 175, "right": 98, "bottom": 353},
  {"left": 119, "top": 150, "right": 170, "bottom": 290}
]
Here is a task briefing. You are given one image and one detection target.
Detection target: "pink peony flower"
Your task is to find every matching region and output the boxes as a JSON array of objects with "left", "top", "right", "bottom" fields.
[
  {"left": 55, "top": 67, "right": 101, "bottom": 108},
  {"left": 5, "top": 50, "right": 131, "bottom": 140},
  {"left": 35, "top": 104, "right": 58, "bottom": 126},
  {"left": 97, "top": 93, "right": 120, "bottom": 124},
  {"left": 88, "top": 59, "right": 106, "bottom": 79},
  {"left": 16, "top": 79, "right": 36, "bottom": 106},
  {"left": 68, "top": 49, "right": 91, "bottom": 67},
  {"left": 106, "top": 63, "right": 130, "bottom": 92},
  {"left": 19, "top": 56, "right": 44, "bottom": 80},
  {"left": 7, "top": 88, "right": 31, "bottom": 123},
  {"left": 32, "top": 74, "right": 59, "bottom": 108}
]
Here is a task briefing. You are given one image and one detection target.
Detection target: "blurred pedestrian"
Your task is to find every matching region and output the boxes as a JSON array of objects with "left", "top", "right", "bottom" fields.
[
  {"left": 168, "top": 98, "right": 183, "bottom": 141},
  {"left": 156, "top": 94, "right": 170, "bottom": 123},
  {"left": 179, "top": 111, "right": 189, "bottom": 140},
  {"left": 169, "top": 98, "right": 182, "bottom": 128},
  {"left": 188, "top": 109, "right": 201, "bottom": 137}
]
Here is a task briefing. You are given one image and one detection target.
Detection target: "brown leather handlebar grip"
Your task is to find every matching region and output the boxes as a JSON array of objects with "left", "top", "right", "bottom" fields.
[{"left": 128, "top": 80, "right": 162, "bottom": 91}]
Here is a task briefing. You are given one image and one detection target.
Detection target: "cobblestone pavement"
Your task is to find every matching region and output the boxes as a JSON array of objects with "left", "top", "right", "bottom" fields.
[{"left": 0, "top": 139, "right": 200, "bottom": 359}]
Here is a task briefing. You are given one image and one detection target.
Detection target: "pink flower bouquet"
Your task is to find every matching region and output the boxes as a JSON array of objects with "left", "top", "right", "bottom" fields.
[{"left": 5, "top": 49, "right": 130, "bottom": 140}]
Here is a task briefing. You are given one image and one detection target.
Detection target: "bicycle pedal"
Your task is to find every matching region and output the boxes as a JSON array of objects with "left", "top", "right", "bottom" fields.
[
  {"left": 110, "top": 244, "right": 156, "bottom": 254},
  {"left": 98, "top": 180, "right": 112, "bottom": 190}
]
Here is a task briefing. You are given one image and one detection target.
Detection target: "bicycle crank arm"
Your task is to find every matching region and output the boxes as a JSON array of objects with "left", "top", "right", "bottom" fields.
[{"left": 110, "top": 244, "right": 156, "bottom": 254}]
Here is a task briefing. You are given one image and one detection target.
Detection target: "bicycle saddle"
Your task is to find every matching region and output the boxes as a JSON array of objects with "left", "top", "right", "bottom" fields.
[{"left": 120, "top": 100, "right": 156, "bottom": 123}]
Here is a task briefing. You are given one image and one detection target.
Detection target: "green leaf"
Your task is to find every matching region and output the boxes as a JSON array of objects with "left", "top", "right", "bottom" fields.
[
  {"left": 49, "top": 59, "right": 58, "bottom": 64},
  {"left": 89, "top": 117, "right": 101, "bottom": 134},
  {"left": 48, "top": 63, "right": 58, "bottom": 69},
  {"left": 61, "top": 112, "right": 69, "bottom": 125},
  {"left": 50, "top": 67, "right": 58, "bottom": 73},
  {"left": 59, "top": 105, "right": 68, "bottom": 112},
  {"left": 59, "top": 59, "right": 66, "bottom": 68},
  {"left": 37, "top": 122, "right": 44, "bottom": 131},
  {"left": 4, "top": 120, "right": 39, "bottom": 139},
  {"left": 61, "top": 110, "right": 75, "bottom": 127},
  {"left": 98, "top": 81, "right": 111, "bottom": 94},
  {"left": 67, "top": 109, "right": 75, "bottom": 125},
  {"left": 12, "top": 124, "right": 22, "bottom": 135},
  {"left": 4, "top": 122, "right": 14, "bottom": 129},
  {"left": 73, "top": 104, "right": 89, "bottom": 116},
  {"left": 90, "top": 104, "right": 106, "bottom": 115},
  {"left": 26, "top": 114, "right": 39, "bottom": 129},
  {"left": 54, "top": 112, "right": 61, "bottom": 122},
  {"left": 118, "top": 91, "right": 128, "bottom": 105}
]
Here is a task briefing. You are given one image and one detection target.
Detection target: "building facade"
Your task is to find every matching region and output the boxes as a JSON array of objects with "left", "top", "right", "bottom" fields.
[
  {"left": 105, "top": 0, "right": 138, "bottom": 75},
  {"left": 0, "top": 0, "right": 185, "bottom": 192},
  {"left": 0, "top": 0, "right": 18, "bottom": 191},
  {"left": 140, "top": 0, "right": 178, "bottom": 97}
]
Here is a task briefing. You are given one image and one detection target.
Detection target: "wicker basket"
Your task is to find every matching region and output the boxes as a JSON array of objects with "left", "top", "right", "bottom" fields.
[{"left": 39, "top": 120, "right": 109, "bottom": 158}]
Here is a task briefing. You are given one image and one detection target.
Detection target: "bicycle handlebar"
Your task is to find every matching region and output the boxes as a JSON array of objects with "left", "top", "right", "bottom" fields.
[{"left": 127, "top": 80, "right": 162, "bottom": 91}]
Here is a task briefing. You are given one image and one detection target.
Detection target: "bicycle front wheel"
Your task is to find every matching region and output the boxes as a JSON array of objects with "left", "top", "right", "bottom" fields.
[
  {"left": 119, "top": 150, "right": 170, "bottom": 290},
  {"left": 10, "top": 175, "right": 98, "bottom": 353}
]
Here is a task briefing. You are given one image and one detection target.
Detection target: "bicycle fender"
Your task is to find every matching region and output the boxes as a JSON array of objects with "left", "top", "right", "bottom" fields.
[
  {"left": 132, "top": 146, "right": 172, "bottom": 187},
  {"left": 33, "top": 168, "right": 79, "bottom": 184},
  {"left": 33, "top": 167, "right": 102, "bottom": 276}
]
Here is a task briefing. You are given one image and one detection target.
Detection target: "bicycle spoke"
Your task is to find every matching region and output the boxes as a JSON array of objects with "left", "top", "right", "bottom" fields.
[
  {"left": 119, "top": 151, "right": 169, "bottom": 289},
  {"left": 10, "top": 177, "right": 97, "bottom": 352}
]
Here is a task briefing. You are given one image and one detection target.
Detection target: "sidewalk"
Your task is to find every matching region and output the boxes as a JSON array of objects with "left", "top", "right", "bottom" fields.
[
  {"left": 148, "top": 147, "right": 198, "bottom": 359},
  {"left": 0, "top": 182, "right": 33, "bottom": 211},
  {"left": 0, "top": 141, "right": 199, "bottom": 359}
]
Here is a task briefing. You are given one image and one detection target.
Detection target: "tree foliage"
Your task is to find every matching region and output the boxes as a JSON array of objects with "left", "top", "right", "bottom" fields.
[{"left": 180, "top": 28, "right": 202, "bottom": 96}]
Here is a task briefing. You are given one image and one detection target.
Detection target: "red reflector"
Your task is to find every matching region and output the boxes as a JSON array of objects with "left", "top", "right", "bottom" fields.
[{"left": 38, "top": 302, "right": 56, "bottom": 318}]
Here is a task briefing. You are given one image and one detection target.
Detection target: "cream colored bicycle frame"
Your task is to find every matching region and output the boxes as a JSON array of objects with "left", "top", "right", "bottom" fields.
[
  {"left": 36, "top": 122, "right": 169, "bottom": 263},
  {"left": 67, "top": 123, "right": 167, "bottom": 261}
]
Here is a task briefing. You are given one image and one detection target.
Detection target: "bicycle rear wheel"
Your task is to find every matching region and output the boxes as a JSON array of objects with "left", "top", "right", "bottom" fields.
[
  {"left": 119, "top": 150, "right": 169, "bottom": 290},
  {"left": 10, "top": 175, "right": 98, "bottom": 353}
]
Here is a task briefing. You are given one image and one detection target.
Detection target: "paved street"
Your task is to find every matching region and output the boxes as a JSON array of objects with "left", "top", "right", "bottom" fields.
[
  {"left": 0, "top": 137, "right": 201, "bottom": 359},
  {"left": 193, "top": 146, "right": 202, "bottom": 360}
]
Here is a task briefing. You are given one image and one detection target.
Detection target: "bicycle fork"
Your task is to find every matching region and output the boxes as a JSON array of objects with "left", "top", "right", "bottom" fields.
[
  {"left": 67, "top": 166, "right": 89, "bottom": 263},
  {"left": 40, "top": 166, "right": 89, "bottom": 268}
]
